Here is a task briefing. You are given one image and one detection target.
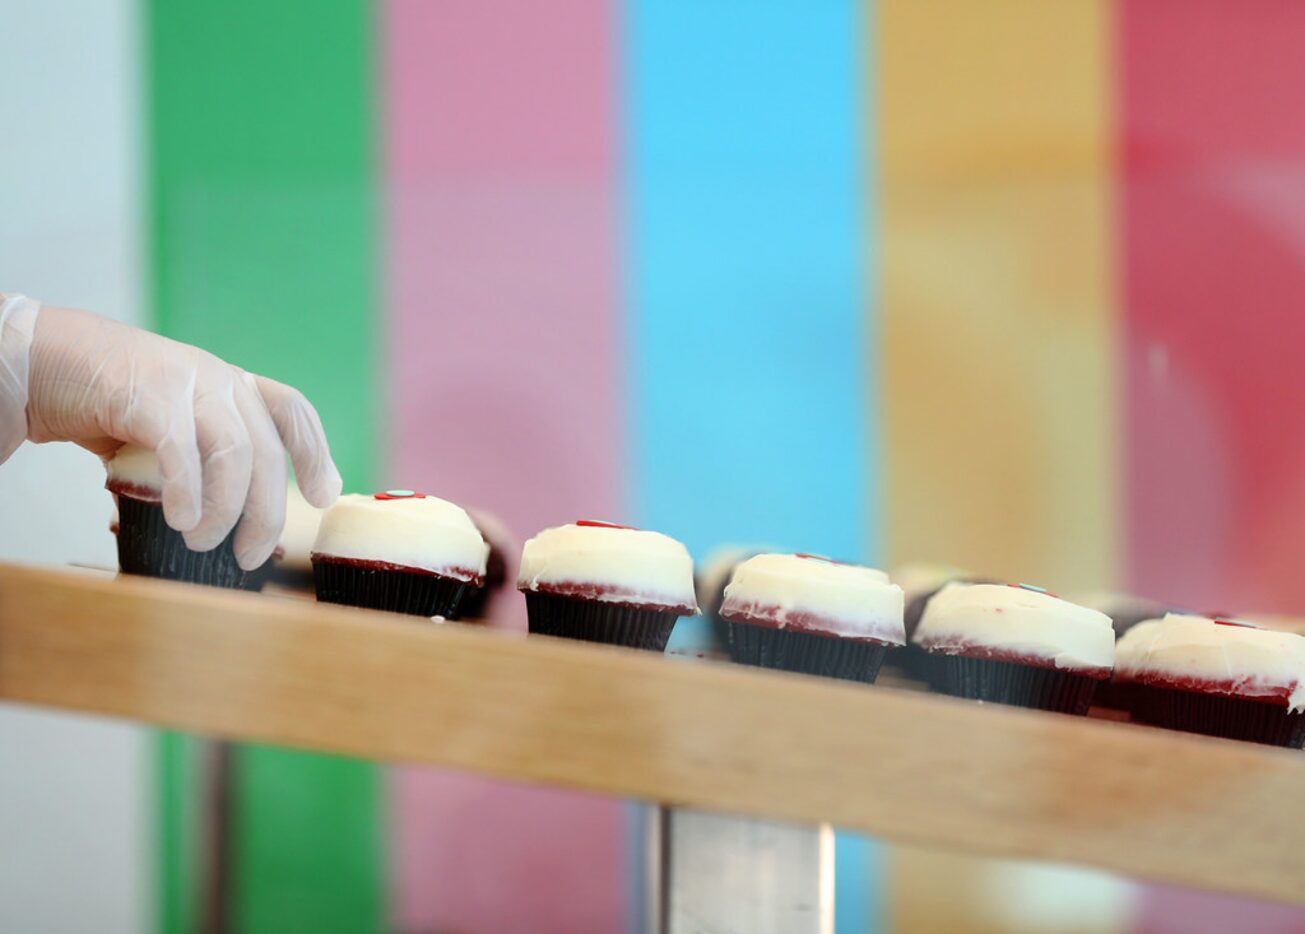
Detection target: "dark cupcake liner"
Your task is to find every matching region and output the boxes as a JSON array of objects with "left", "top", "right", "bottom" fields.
[
  {"left": 930, "top": 653, "right": 1100, "bottom": 715},
  {"left": 524, "top": 592, "right": 679, "bottom": 652},
  {"left": 728, "top": 622, "right": 889, "bottom": 685},
  {"left": 242, "top": 561, "right": 276, "bottom": 593},
  {"left": 457, "top": 586, "right": 492, "bottom": 620},
  {"left": 1130, "top": 685, "right": 1305, "bottom": 747},
  {"left": 884, "top": 643, "right": 934, "bottom": 684},
  {"left": 1092, "top": 679, "right": 1140, "bottom": 712},
  {"left": 707, "top": 614, "right": 733, "bottom": 655},
  {"left": 313, "top": 560, "right": 469, "bottom": 619},
  {"left": 259, "top": 564, "right": 317, "bottom": 593},
  {"left": 459, "top": 542, "right": 509, "bottom": 620},
  {"left": 116, "top": 496, "right": 257, "bottom": 590},
  {"left": 700, "top": 587, "right": 734, "bottom": 655}
]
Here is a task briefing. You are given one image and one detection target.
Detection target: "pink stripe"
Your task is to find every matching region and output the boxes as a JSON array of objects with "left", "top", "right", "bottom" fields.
[{"left": 383, "top": 1, "right": 624, "bottom": 930}]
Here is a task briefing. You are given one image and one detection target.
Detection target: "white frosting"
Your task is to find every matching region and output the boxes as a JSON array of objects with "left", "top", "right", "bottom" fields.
[
  {"left": 697, "top": 546, "right": 770, "bottom": 616},
  {"left": 106, "top": 444, "right": 163, "bottom": 500},
  {"left": 720, "top": 553, "right": 905, "bottom": 644},
  {"left": 312, "top": 493, "right": 489, "bottom": 582},
  {"left": 517, "top": 522, "right": 697, "bottom": 612},
  {"left": 466, "top": 507, "right": 517, "bottom": 562},
  {"left": 914, "top": 582, "right": 1115, "bottom": 673},
  {"left": 1114, "top": 613, "right": 1305, "bottom": 711},
  {"left": 279, "top": 485, "right": 324, "bottom": 570}
]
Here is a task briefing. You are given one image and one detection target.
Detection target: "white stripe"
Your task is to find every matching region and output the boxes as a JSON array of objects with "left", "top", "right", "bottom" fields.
[{"left": 0, "top": 1, "right": 152, "bottom": 932}]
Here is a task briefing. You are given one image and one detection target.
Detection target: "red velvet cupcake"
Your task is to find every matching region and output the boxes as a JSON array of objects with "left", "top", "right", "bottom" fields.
[
  {"left": 913, "top": 583, "right": 1115, "bottom": 714},
  {"left": 456, "top": 508, "right": 517, "bottom": 621},
  {"left": 688, "top": 546, "right": 769, "bottom": 658},
  {"left": 107, "top": 444, "right": 258, "bottom": 589},
  {"left": 720, "top": 553, "right": 905, "bottom": 684},
  {"left": 517, "top": 520, "right": 698, "bottom": 651},
  {"left": 1114, "top": 614, "right": 1305, "bottom": 746},
  {"left": 311, "top": 491, "right": 488, "bottom": 619},
  {"left": 259, "top": 484, "right": 323, "bottom": 593},
  {"left": 890, "top": 564, "right": 995, "bottom": 684}
]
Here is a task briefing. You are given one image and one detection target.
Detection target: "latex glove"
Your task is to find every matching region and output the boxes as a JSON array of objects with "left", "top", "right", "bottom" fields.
[
  {"left": 0, "top": 295, "right": 38, "bottom": 465},
  {"left": 0, "top": 294, "right": 342, "bottom": 569}
]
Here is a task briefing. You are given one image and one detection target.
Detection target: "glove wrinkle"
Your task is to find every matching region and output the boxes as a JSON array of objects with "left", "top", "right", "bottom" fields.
[{"left": 7, "top": 299, "right": 341, "bottom": 557}]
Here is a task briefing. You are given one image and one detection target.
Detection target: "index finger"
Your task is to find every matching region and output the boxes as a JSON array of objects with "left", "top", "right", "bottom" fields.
[{"left": 253, "top": 375, "right": 342, "bottom": 508}]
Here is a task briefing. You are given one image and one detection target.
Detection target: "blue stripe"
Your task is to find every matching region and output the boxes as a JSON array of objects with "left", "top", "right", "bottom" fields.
[{"left": 626, "top": 2, "right": 880, "bottom": 931}]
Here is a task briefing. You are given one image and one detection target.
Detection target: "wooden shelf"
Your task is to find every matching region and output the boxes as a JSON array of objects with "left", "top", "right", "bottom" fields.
[{"left": 2, "top": 561, "right": 1303, "bottom": 906}]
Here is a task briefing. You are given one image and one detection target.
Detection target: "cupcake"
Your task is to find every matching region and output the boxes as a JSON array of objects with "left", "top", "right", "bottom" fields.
[
  {"left": 890, "top": 564, "right": 993, "bottom": 683},
  {"left": 682, "top": 546, "right": 768, "bottom": 659},
  {"left": 1070, "top": 592, "right": 1184, "bottom": 710},
  {"left": 1114, "top": 614, "right": 1305, "bottom": 747},
  {"left": 517, "top": 520, "right": 697, "bottom": 651},
  {"left": 311, "top": 490, "right": 488, "bottom": 619},
  {"left": 107, "top": 444, "right": 258, "bottom": 589},
  {"left": 456, "top": 509, "right": 517, "bottom": 621},
  {"left": 913, "top": 583, "right": 1114, "bottom": 714},
  {"left": 261, "top": 484, "right": 324, "bottom": 592},
  {"left": 720, "top": 553, "right": 905, "bottom": 683}
]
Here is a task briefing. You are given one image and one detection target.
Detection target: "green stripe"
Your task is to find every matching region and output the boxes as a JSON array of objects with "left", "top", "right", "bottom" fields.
[
  {"left": 147, "top": 2, "right": 381, "bottom": 932},
  {"left": 158, "top": 733, "right": 202, "bottom": 934}
]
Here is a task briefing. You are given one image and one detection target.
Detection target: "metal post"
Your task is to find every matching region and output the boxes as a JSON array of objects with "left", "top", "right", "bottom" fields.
[{"left": 651, "top": 807, "right": 835, "bottom": 934}]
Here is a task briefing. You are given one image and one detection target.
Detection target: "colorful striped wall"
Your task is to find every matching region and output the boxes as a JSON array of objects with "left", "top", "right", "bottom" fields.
[{"left": 8, "top": 0, "right": 1305, "bottom": 931}]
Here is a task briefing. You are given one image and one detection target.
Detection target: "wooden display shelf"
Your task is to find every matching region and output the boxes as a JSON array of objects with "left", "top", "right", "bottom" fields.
[{"left": 2, "top": 561, "right": 1303, "bottom": 906}]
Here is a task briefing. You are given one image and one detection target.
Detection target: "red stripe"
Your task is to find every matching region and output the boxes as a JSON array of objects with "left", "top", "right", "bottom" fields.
[
  {"left": 1123, "top": 0, "right": 1305, "bottom": 616},
  {"left": 1122, "top": 3, "right": 1305, "bottom": 928}
]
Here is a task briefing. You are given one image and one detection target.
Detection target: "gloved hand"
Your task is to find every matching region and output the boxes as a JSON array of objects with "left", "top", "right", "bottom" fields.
[{"left": 0, "top": 295, "right": 342, "bottom": 569}]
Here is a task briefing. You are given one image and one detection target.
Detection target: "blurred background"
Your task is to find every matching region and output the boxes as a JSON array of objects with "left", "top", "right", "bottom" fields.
[{"left": 4, "top": 0, "right": 1305, "bottom": 931}]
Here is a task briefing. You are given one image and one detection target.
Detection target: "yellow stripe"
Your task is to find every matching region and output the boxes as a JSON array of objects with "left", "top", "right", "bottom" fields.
[
  {"left": 877, "top": 2, "right": 1125, "bottom": 930},
  {"left": 879, "top": 0, "right": 1117, "bottom": 591}
]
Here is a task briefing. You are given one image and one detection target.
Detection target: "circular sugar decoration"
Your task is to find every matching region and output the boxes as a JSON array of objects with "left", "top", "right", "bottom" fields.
[
  {"left": 576, "top": 519, "right": 635, "bottom": 530},
  {"left": 795, "top": 552, "right": 847, "bottom": 565},
  {"left": 1214, "top": 618, "right": 1261, "bottom": 629},
  {"left": 1012, "top": 582, "right": 1056, "bottom": 597},
  {"left": 375, "top": 489, "right": 428, "bottom": 501}
]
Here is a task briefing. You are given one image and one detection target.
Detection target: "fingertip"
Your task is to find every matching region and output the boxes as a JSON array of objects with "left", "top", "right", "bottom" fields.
[
  {"left": 155, "top": 438, "right": 202, "bottom": 533},
  {"left": 181, "top": 527, "right": 223, "bottom": 553},
  {"left": 161, "top": 492, "right": 201, "bottom": 533},
  {"left": 233, "top": 502, "right": 285, "bottom": 573},
  {"left": 301, "top": 461, "right": 343, "bottom": 509},
  {"left": 235, "top": 540, "right": 276, "bottom": 572}
]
